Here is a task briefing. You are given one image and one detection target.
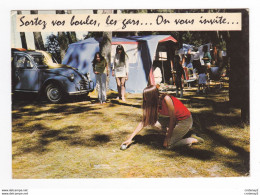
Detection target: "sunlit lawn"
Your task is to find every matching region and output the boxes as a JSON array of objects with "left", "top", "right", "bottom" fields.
[{"left": 12, "top": 82, "right": 249, "bottom": 178}]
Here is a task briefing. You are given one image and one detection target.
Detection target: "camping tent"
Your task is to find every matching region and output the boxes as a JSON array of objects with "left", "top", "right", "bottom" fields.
[{"left": 62, "top": 35, "right": 177, "bottom": 93}]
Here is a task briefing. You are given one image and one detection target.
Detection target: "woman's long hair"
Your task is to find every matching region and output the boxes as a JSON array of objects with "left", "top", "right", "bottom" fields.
[
  {"left": 116, "top": 45, "right": 127, "bottom": 63},
  {"left": 92, "top": 52, "right": 104, "bottom": 67},
  {"left": 142, "top": 85, "right": 159, "bottom": 127}
]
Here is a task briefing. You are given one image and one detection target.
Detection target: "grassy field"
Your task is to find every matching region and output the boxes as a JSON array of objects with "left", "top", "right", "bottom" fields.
[{"left": 12, "top": 82, "right": 249, "bottom": 178}]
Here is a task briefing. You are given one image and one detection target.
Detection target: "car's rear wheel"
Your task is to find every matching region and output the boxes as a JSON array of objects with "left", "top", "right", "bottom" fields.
[{"left": 45, "top": 83, "right": 64, "bottom": 103}]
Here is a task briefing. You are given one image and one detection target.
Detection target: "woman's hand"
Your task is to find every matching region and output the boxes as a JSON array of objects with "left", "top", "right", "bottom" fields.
[
  {"left": 121, "top": 122, "right": 144, "bottom": 150},
  {"left": 121, "top": 139, "right": 133, "bottom": 147}
]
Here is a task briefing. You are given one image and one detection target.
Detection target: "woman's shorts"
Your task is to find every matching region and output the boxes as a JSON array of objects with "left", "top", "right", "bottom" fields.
[{"left": 168, "top": 115, "right": 193, "bottom": 148}]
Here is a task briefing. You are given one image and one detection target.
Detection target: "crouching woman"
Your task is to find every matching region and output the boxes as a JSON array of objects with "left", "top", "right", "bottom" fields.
[{"left": 121, "top": 85, "right": 203, "bottom": 150}]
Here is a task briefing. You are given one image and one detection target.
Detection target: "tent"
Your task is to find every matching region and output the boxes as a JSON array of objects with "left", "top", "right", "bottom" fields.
[{"left": 62, "top": 35, "right": 177, "bottom": 93}]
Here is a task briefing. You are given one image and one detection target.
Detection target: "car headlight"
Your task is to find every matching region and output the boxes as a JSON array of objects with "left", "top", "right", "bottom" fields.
[{"left": 68, "top": 73, "right": 75, "bottom": 82}]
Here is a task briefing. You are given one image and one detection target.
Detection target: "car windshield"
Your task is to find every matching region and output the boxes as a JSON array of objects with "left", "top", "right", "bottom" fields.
[{"left": 35, "top": 50, "right": 63, "bottom": 68}]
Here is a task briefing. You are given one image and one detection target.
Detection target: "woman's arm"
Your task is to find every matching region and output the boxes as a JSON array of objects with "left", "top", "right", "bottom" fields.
[
  {"left": 121, "top": 122, "right": 144, "bottom": 147},
  {"left": 125, "top": 56, "right": 129, "bottom": 80},
  {"left": 163, "top": 95, "right": 176, "bottom": 148},
  {"left": 105, "top": 60, "right": 109, "bottom": 76},
  {"left": 93, "top": 64, "right": 97, "bottom": 74},
  {"left": 112, "top": 56, "right": 116, "bottom": 76}
]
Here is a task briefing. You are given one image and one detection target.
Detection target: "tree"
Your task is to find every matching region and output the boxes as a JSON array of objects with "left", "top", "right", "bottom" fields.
[
  {"left": 30, "top": 10, "right": 45, "bottom": 50},
  {"left": 66, "top": 10, "right": 78, "bottom": 44},
  {"left": 228, "top": 9, "right": 249, "bottom": 123},
  {"left": 98, "top": 10, "right": 112, "bottom": 90},
  {"left": 56, "top": 10, "right": 70, "bottom": 63},
  {"left": 17, "top": 11, "right": 27, "bottom": 49},
  {"left": 45, "top": 34, "right": 61, "bottom": 63}
]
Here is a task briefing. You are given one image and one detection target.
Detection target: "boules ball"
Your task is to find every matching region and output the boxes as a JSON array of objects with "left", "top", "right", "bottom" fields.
[{"left": 120, "top": 144, "right": 127, "bottom": 150}]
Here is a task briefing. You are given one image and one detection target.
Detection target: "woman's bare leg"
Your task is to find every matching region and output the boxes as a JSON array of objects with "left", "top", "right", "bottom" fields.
[
  {"left": 121, "top": 77, "right": 126, "bottom": 101},
  {"left": 116, "top": 77, "right": 121, "bottom": 99},
  {"left": 172, "top": 137, "right": 198, "bottom": 147}
]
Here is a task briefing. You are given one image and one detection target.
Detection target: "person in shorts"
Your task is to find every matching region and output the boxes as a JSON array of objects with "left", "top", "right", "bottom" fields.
[
  {"left": 112, "top": 45, "right": 129, "bottom": 102},
  {"left": 121, "top": 85, "right": 203, "bottom": 150}
]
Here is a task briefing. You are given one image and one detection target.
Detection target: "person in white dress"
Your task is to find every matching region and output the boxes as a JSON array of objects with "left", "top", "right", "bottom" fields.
[{"left": 112, "top": 45, "right": 129, "bottom": 101}]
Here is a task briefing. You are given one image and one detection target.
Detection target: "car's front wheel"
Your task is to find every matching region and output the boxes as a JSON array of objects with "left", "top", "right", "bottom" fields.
[{"left": 45, "top": 83, "right": 64, "bottom": 103}]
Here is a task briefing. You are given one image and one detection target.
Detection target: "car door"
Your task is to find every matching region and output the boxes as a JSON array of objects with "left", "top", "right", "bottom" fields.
[{"left": 14, "top": 55, "right": 39, "bottom": 92}]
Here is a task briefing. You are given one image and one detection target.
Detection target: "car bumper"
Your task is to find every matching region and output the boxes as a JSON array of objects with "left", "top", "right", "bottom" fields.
[
  {"left": 68, "top": 90, "right": 90, "bottom": 95},
  {"left": 68, "top": 81, "right": 94, "bottom": 95}
]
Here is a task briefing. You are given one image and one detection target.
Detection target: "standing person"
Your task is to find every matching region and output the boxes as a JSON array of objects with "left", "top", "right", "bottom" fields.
[
  {"left": 197, "top": 65, "right": 208, "bottom": 94},
  {"left": 212, "top": 45, "right": 218, "bottom": 66},
  {"left": 191, "top": 47, "right": 201, "bottom": 78},
  {"left": 202, "top": 45, "right": 212, "bottom": 69},
  {"left": 170, "top": 59, "right": 176, "bottom": 86},
  {"left": 112, "top": 45, "right": 129, "bottom": 102},
  {"left": 185, "top": 53, "right": 194, "bottom": 78},
  {"left": 120, "top": 85, "right": 203, "bottom": 150},
  {"left": 175, "top": 55, "right": 185, "bottom": 98},
  {"left": 92, "top": 52, "right": 109, "bottom": 104}
]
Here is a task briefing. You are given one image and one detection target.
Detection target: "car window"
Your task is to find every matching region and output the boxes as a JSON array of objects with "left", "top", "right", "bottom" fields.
[
  {"left": 16, "top": 56, "right": 26, "bottom": 68},
  {"left": 33, "top": 56, "right": 46, "bottom": 66},
  {"left": 16, "top": 56, "right": 33, "bottom": 69}
]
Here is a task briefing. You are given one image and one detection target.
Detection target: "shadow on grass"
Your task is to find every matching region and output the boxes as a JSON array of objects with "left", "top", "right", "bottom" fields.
[
  {"left": 12, "top": 125, "right": 82, "bottom": 157},
  {"left": 224, "top": 159, "right": 249, "bottom": 175},
  {"left": 133, "top": 133, "right": 165, "bottom": 150},
  {"left": 109, "top": 99, "right": 141, "bottom": 109},
  {"left": 191, "top": 111, "right": 249, "bottom": 174},
  {"left": 204, "top": 126, "right": 249, "bottom": 174},
  {"left": 12, "top": 92, "right": 92, "bottom": 105},
  {"left": 12, "top": 100, "right": 101, "bottom": 121},
  {"left": 132, "top": 130, "right": 215, "bottom": 161},
  {"left": 92, "top": 134, "right": 111, "bottom": 143},
  {"left": 167, "top": 147, "right": 215, "bottom": 161},
  {"left": 192, "top": 111, "right": 242, "bottom": 130},
  {"left": 12, "top": 123, "right": 46, "bottom": 134},
  {"left": 69, "top": 133, "right": 111, "bottom": 147},
  {"left": 13, "top": 123, "right": 115, "bottom": 159}
]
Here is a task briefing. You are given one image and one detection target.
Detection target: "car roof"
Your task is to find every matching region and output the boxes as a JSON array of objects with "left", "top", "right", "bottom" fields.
[{"left": 12, "top": 49, "right": 43, "bottom": 56}]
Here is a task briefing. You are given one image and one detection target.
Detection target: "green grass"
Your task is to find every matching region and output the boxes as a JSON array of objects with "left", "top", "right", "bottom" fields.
[{"left": 12, "top": 83, "right": 249, "bottom": 178}]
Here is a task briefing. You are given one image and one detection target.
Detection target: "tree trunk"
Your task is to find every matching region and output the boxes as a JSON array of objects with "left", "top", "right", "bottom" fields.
[
  {"left": 66, "top": 10, "right": 78, "bottom": 43},
  {"left": 228, "top": 9, "right": 249, "bottom": 123},
  {"left": 17, "top": 11, "right": 27, "bottom": 49},
  {"left": 66, "top": 32, "right": 77, "bottom": 44},
  {"left": 56, "top": 10, "right": 69, "bottom": 63},
  {"left": 99, "top": 10, "right": 112, "bottom": 90},
  {"left": 57, "top": 32, "right": 69, "bottom": 63},
  {"left": 30, "top": 10, "right": 45, "bottom": 50}
]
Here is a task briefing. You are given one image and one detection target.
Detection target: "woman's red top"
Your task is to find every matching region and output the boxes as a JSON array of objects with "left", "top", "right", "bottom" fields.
[{"left": 158, "top": 95, "right": 191, "bottom": 121}]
